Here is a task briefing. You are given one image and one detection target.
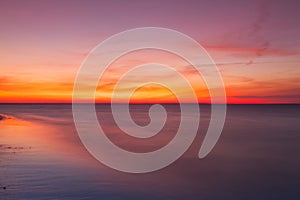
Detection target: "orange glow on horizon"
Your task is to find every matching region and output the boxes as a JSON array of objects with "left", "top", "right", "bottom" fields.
[{"left": 0, "top": 40, "right": 299, "bottom": 104}]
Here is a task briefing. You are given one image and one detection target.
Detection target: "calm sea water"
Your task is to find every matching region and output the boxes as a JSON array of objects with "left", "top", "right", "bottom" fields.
[{"left": 0, "top": 104, "right": 299, "bottom": 200}]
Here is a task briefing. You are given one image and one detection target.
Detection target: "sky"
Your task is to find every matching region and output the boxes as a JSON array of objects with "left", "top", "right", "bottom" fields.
[{"left": 0, "top": 0, "right": 300, "bottom": 103}]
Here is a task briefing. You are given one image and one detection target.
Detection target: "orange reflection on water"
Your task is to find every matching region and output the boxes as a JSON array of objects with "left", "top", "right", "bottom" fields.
[{"left": 0, "top": 114, "right": 92, "bottom": 166}]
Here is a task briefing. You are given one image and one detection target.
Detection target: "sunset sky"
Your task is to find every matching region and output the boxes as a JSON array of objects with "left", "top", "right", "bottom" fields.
[{"left": 0, "top": 0, "right": 299, "bottom": 103}]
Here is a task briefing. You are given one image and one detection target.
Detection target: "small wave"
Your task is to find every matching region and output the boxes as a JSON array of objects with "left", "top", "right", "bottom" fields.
[
  {"left": 19, "top": 114, "right": 73, "bottom": 125},
  {"left": 0, "top": 114, "right": 15, "bottom": 121},
  {"left": 0, "top": 114, "right": 7, "bottom": 121},
  {"left": 0, "top": 114, "right": 29, "bottom": 126}
]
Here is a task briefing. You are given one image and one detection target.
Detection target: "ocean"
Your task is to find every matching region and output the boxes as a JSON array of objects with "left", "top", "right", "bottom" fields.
[{"left": 0, "top": 104, "right": 299, "bottom": 199}]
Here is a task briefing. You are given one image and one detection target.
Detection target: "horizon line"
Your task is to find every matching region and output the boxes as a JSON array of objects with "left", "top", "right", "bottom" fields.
[{"left": 0, "top": 102, "right": 299, "bottom": 105}]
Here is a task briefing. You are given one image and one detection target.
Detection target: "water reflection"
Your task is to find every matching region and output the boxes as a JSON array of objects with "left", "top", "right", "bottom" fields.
[{"left": 0, "top": 104, "right": 299, "bottom": 199}]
